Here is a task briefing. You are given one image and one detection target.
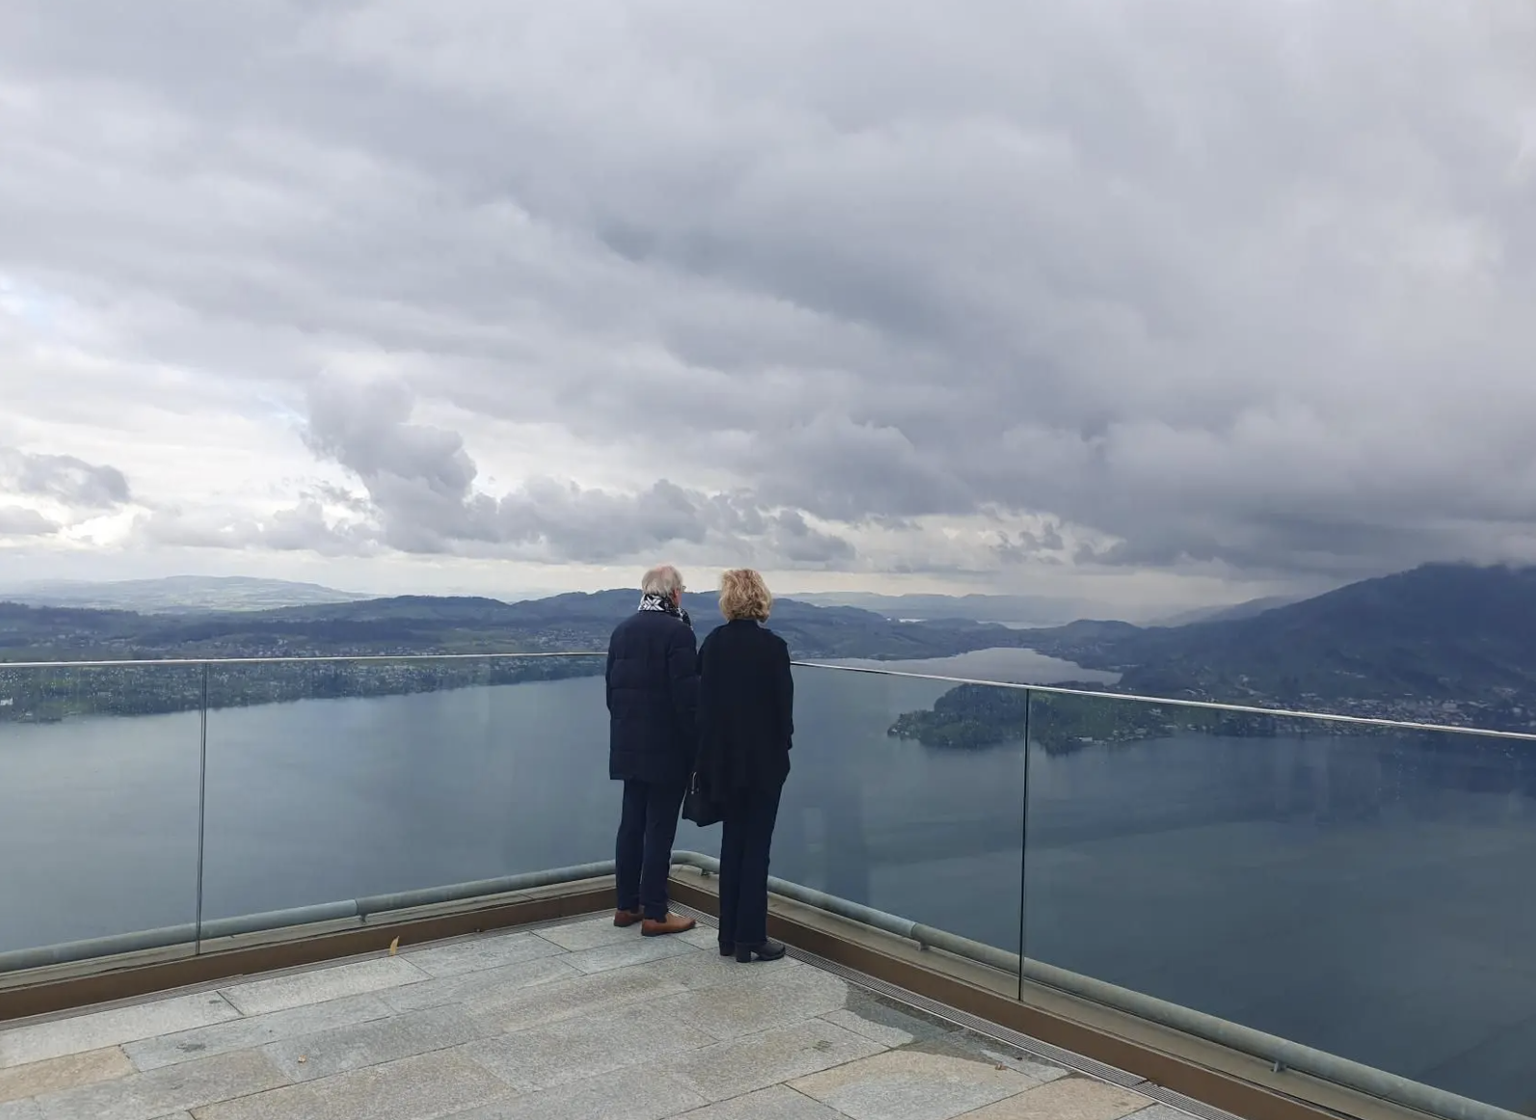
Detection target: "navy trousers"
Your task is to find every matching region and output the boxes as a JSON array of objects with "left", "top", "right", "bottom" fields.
[
  {"left": 615, "top": 779, "right": 686, "bottom": 920},
  {"left": 717, "top": 781, "right": 785, "bottom": 949}
]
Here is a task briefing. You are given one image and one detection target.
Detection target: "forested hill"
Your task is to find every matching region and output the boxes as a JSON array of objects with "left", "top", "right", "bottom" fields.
[
  {"left": 0, "top": 589, "right": 1015, "bottom": 663},
  {"left": 1014, "top": 564, "right": 1536, "bottom": 722},
  {"left": 10, "top": 563, "right": 1536, "bottom": 730}
]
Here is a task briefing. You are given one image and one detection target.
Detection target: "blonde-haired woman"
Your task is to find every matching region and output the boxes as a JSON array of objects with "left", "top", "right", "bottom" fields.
[{"left": 696, "top": 569, "right": 794, "bottom": 962}]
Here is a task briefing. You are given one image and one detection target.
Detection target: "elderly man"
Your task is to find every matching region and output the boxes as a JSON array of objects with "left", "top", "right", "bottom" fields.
[{"left": 605, "top": 564, "right": 699, "bottom": 936}]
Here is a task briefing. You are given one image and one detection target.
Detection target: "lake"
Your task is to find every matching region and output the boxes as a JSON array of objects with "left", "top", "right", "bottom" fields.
[
  {"left": 824, "top": 646, "right": 1120, "bottom": 685},
  {"left": 2, "top": 664, "right": 1535, "bottom": 1111}
]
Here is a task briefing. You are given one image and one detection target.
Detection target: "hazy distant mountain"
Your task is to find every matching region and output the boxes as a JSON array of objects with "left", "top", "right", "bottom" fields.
[
  {"left": 0, "top": 576, "right": 371, "bottom": 614},
  {"left": 1017, "top": 564, "right": 1536, "bottom": 717},
  {"left": 0, "top": 587, "right": 1021, "bottom": 662},
  {"left": 1150, "top": 595, "right": 1301, "bottom": 627},
  {"left": 11, "top": 564, "right": 1536, "bottom": 730},
  {"left": 252, "top": 588, "right": 1023, "bottom": 660},
  {"left": 791, "top": 591, "right": 1099, "bottom": 628}
]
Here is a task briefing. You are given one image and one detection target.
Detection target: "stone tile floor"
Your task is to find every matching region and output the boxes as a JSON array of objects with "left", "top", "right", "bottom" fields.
[{"left": 0, "top": 913, "right": 1206, "bottom": 1120}]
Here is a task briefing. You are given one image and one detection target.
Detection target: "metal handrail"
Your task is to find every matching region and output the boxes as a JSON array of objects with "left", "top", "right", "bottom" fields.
[
  {"left": 4, "top": 853, "right": 1522, "bottom": 1120},
  {"left": 793, "top": 661, "right": 1536, "bottom": 742},
  {"left": 0, "top": 652, "right": 607, "bottom": 669},
  {"left": 667, "top": 851, "right": 1523, "bottom": 1120},
  {"left": 4, "top": 650, "right": 1533, "bottom": 742},
  {"left": 5, "top": 650, "right": 1531, "bottom": 1117},
  {"left": 0, "top": 860, "right": 617, "bottom": 972}
]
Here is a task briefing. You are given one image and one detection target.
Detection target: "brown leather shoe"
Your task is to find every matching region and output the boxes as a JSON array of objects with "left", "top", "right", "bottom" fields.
[
  {"left": 641, "top": 913, "right": 697, "bottom": 937},
  {"left": 613, "top": 909, "right": 644, "bottom": 928}
]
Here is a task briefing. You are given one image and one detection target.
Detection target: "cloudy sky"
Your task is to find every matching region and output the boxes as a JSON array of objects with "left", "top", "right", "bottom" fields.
[{"left": 3, "top": 0, "right": 1534, "bottom": 612}]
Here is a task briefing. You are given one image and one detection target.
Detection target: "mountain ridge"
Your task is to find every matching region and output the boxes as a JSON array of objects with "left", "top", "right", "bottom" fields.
[
  {"left": 0, "top": 576, "right": 372, "bottom": 613},
  {"left": 7, "top": 563, "right": 1536, "bottom": 731},
  {"left": 1149, "top": 595, "right": 1300, "bottom": 627},
  {"left": 1011, "top": 562, "right": 1536, "bottom": 724},
  {"left": 0, "top": 587, "right": 1017, "bottom": 663},
  {"left": 790, "top": 591, "right": 1105, "bottom": 627}
]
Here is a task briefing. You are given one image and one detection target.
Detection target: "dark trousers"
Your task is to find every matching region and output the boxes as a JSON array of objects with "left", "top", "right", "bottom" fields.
[
  {"left": 717, "top": 781, "right": 785, "bottom": 948},
  {"left": 615, "top": 779, "right": 685, "bottom": 920}
]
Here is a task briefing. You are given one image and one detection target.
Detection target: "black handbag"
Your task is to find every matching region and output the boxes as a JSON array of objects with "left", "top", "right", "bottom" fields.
[{"left": 682, "top": 770, "right": 724, "bottom": 828}]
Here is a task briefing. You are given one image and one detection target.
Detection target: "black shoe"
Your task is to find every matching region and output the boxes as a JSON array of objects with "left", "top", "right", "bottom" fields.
[
  {"left": 718, "top": 943, "right": 734, "bottom": 957},
  {"left": 735, "top": 939, "right": 787, "bottom": 963}
]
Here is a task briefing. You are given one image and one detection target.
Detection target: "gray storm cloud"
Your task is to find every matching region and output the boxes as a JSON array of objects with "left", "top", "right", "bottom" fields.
[
  {"left": 0, "top": 448, "right": 131, "bottom": 511},
  {"left": 297, "top": 374, "right": 860, "bottom": 566},
  {"left": 0, "top": 507, "right": 60, "bottom": 538},
  {"left": 3, "top": 0, "right": 1535, "bottom": 580}
]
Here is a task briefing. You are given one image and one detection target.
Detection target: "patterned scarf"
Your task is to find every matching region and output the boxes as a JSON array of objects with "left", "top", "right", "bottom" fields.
[{"left": 638, "top": 591, "right": 692, "bottom": 629}]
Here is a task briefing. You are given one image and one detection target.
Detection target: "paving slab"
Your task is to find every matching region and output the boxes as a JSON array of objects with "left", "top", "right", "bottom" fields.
[
  {"left": 4, "top": 1110, "right": 191, "bottom": 1120},
  {"left": 627, "top": 949, "right": 805, "bottom": 992},
  {"left": 1, "top": 917, "right": 1201, "bottom": 1120},
  {"left": 559, "top": 934, "right": 698, "bottom": 975},
  {"left": 399, "top": 933, "right": 564, "bottom": 979},
  {"left": 380, "top": 958, "right": 577, "bottom": 1015},
  {"left": 0, "top": 1049, "right": 134, "bottom": 1105},
  {"left": 462, "top": 1013, "right": 716, "bottom": 1093},
  {"left": 972, "top": 1045, "right": 1071, "bottom": 1086},
  {"left": 125, "top": 996, "right": 395, "bottom": 1072},
  {"left": 219, "top": 957, "right": 430, "bottom": 1017},
  {"left": 23, "top": 1049, "right": 286, "bottom": 1120},
  {"left": 661, "top": 1018, "right": 886, "bottom": 1103},
  {"left": 465, "top": 962, "right": 689, "bottom": 1033},
  {"left": 951, "top": 1076, "right": 1153, "bottom": 1120},
  {"left": 0, "top": 996, "right": 241, "bottom": 1069},
  {"left": 676, "top": 1085, "right": 845, "bottom": 1119},
  {"left": 263, "top": 1004, "right": 486, "bottom": 1082},
  {"left": 192, "top": 1050, "right": 506, "bottom": 1120},
  {"left": 832, "top": 990, "right": 965, "bottom": 1047},
  {"left": 791, "top": 1048, "right": 1038, "bottom": 1120},
  {"left": 677, "top": 928, "right": 722, "bottom": 951},
  {"left": 442, "top": 1067, "right": 705, "bottom": 1120},
  {"left": 652, "top": 966, "right": 850, "bottom": 1040},
  {"left": 529, "top": 917, "right": 636, "bottom": 952},
  {"left": 821, "top": 1009, "right": 918, "bottom": 1048}
]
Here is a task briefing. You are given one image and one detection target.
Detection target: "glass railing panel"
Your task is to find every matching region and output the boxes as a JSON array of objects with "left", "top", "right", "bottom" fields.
[
  {"left": 1023, "top": 690, "right": 1536, "bottom": 1112},
  {"left": 0, "top": 662, "right": 204, "bottom": 967},
  {"left": 199, "top": 655, "right": 612, "bottom": 930},
  {"left": 774, "top": 666, "right": 1027, "bottom": 959}
]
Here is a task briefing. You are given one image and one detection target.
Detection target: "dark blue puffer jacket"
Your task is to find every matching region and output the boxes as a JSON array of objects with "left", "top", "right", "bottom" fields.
[{"left": 606, "top": 610, "right": 699, "bottom": 786}]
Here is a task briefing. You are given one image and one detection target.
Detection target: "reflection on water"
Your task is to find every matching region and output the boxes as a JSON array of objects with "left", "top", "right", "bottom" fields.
[
  {"left": 824, "top": 647, "right": 1119, "bottom": 685},
  {"left": 1, "top": 668, "right": 1534, "bottom": 1110},
  {"left": 1023, "top": 726, "right": 1536, "bottom": 1112}
]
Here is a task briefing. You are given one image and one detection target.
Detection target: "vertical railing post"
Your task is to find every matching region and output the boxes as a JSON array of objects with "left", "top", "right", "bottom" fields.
[
  {"left": 194, "top": 662, "right": 209, "bottom": 955},
  {"left": 1017, "top": 686, "right": 1032, "bottom": 1002}
]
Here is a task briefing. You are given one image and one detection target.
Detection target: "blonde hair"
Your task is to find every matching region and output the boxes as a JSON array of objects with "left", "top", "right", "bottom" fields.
[{"left": 719, "top": 569, "right": 773, "bottom": 622}]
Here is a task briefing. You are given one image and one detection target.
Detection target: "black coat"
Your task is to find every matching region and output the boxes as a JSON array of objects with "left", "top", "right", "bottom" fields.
[
  {"left": 696, "top": 619, "right": 794, "bottom": 795},
  {"left": 606, "top": 609, "right": 700, "bottom": 786}
]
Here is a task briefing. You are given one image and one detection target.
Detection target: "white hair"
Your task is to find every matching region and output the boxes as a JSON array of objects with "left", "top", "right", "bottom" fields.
[{"left": 640, "top": 564, "right": 685, "bottom": 598}]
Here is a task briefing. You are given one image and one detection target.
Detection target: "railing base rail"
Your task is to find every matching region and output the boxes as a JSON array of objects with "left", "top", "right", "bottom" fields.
[
  {"left": 670, "top": 852, "right": 1525, "bottom": 1120},
  {"left": 0, "top": 861, "right": 617, "bottom": 975},
  {"left": 2, "top": 854, "right": 1520, "bottom": 1120}
]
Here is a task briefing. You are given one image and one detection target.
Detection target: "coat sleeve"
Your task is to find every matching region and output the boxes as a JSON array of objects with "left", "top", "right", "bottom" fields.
[
  {"left": 667, "top": 624, "right": 701, "bottom": 738},
  {"left": 694, "top": 632, "right": 715, "bottom": 770},
  {"left": 773, "top": 635, "right": 794, "bottom": 747},
  {"left": 605, "top": 643, "right": 615, "bottom": 714}
]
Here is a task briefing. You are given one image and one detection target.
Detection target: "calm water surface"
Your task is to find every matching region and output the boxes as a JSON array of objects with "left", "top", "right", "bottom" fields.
[
  {"left": 825, "top": 646, "right": 1119, "bottom": 685},
  {"left": 2, "top": 665, "right": 1534, "bottom": 1111}
]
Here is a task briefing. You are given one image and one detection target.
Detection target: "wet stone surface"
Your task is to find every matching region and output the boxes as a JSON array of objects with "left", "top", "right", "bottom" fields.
[{"left": 0, "top": 915, "right": 1192, "bottom": 1120}]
